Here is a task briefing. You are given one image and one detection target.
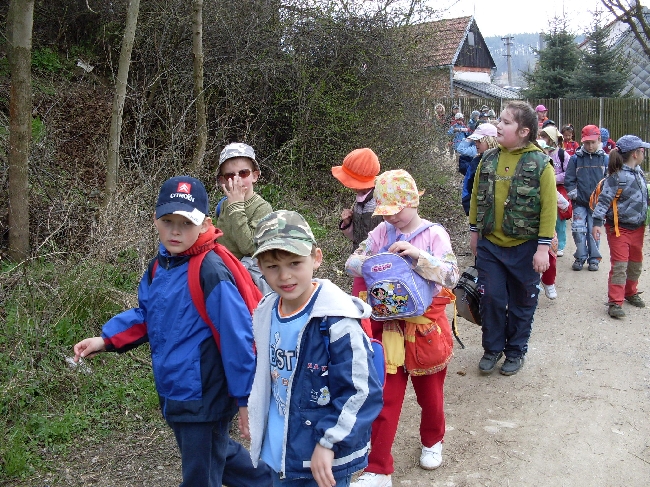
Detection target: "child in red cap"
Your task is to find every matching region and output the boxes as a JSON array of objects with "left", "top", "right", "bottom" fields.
[{"left": 564, "top": 125, "right": 608, "bottom": 271}]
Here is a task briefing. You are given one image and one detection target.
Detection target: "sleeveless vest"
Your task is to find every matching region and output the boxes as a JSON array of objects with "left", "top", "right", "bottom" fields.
[{"left": 475, "top": 147, "right": 551, "bottom": 239}]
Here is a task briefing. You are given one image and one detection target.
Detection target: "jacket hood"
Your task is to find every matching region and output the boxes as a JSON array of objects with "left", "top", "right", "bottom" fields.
[
  {"left": 498, "top": 141, "right": 542, "bottom": 156},
  {"left": 256, "top": 278, "right": 371, "bottom": 320},
  {"left": 310, "top": 279, "right": 371, "bottom": 319},
  {"left": 575, "top": 146, "right": 606, "bottom": 157}
]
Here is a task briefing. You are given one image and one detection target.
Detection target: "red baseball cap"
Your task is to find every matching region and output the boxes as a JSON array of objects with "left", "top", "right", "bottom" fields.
[{"left": 581, "top": 125, "right": 601, "bottom": 141}]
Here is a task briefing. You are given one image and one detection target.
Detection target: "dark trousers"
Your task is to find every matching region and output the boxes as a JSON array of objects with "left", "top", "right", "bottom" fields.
[
  {"left": 476, "top": 238, "right": 541, "bottom": 359},
  {"left": 167, "top": 420, "right": 272, "bottom": 487},
  {"left": 271, "top": 473, "right": 351, "bottom": 486}
]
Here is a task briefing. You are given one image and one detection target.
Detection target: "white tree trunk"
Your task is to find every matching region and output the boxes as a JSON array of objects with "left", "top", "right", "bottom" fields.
[
  {"left": 7, "top": 0, "right": 35, "bottom": 261},
  {"left": 191, "top": 0, "right": 207, "bottom": 171},
  {"left": 105, "top": 0, "right": 140, "bottom": 205}
]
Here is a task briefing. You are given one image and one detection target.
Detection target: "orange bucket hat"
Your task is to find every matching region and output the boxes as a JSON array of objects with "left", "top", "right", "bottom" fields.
[{"left": 331, "top": 148, "right": 381, "bottom": 190}]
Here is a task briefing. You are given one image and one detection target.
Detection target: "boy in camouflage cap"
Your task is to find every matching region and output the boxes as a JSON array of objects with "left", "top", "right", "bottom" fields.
[{"left": 246, "top": 210, "right": 383, "bottom": 486}]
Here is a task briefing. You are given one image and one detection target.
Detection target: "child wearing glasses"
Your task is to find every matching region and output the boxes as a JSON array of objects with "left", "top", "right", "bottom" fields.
[{"left": 216, "top": 142, "right": 273, "bottom": 293}]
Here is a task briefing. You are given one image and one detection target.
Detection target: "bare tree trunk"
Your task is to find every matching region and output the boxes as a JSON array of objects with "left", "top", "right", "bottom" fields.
[
  {"left": 601, "top": 0, "right": 650, "bottom": 60},
  {"left": 190, "top": 0, "right": 207, "bottom": 171},
  {"left": 7, "top": 0, "right": 35, "bottom": 262},
  {"left": 105, "top": 0, "right": 140, "bottom": 205}
]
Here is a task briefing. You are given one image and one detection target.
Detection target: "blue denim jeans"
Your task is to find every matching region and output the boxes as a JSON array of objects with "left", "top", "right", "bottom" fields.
[
  {"left": 571, "top": 204, "right": 601, "bottom": 264},
  {"left": 555, "top": 216, "right": 568, "bottom": 251},
  {"left": 476, "top": 238, "right": 541, "bottom": 359}
]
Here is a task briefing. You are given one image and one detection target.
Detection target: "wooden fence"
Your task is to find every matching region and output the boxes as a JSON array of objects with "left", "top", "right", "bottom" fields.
[{"left": 433, "top": 97, "right": 650, "bottom": 170}]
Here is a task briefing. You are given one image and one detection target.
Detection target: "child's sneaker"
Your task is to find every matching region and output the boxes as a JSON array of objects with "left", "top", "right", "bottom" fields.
[
  {"left": 556, "top": 249, "right": 564, "bottom": 257},
  {"left": 625, "top": 293, "right": 645, "bottom": 308},
  {"left": 608, "top": 303, "right": 626, "bottom": 318},
  {"left": 572, "top": 259, "right": 584, "bottom": 271},
  {"left": 587, "top": 261, "right": 599, "bottom": 271},
  {"left": 351, "top": 473, "right": 392, "bottom": 487},
  {"left": 478, "top": 351, "right": 503, "bottom": 374},
  {"left": 500, "top": 356, "right": 525, "bottom": 376},
  {"left": 542, "top": 283, "right": 557, "bottom": 300},
  {"left": 420, "top": 441, "right": 443, "bottom": 470}
]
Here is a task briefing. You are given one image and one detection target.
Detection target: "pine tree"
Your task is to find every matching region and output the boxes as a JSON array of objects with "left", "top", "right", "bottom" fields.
[
  {"left": 572, "top": 12, "right": 630, "bottom": 98},
  {"left": 522, "top": 18, "right": 580, "bottom": 98}
]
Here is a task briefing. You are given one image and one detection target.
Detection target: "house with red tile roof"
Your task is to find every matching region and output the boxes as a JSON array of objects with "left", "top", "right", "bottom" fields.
[{"left": 412, "top": 16, "right": 520, "bottom": 100}]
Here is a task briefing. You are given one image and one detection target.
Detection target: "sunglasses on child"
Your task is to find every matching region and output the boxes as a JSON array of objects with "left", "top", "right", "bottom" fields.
[{"left": 218, "top": 169, "right": 252, "bottom": 181}]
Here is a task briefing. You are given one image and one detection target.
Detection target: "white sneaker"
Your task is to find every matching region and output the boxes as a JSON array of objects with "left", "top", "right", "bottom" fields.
[
  {"left": 556, "top": 249, "right": 564, "bottom": 257},
  {"left": 420, "top": 441, "right": 443, "bottom": 470},
  {"left": 542, "top": 283, "right": 557, "bottom": 300},
  {"left": 351, "top": 472, "right": 392, "bottom": 487}
]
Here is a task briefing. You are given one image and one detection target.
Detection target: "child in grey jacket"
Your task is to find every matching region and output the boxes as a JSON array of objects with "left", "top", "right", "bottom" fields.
[{"left": 592, "top": 135, "right": 649, "bottom": 318}]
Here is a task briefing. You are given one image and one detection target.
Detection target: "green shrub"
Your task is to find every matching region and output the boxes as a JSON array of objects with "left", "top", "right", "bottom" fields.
[{"left": 32, "top": 48, "right": 65, "bottom": 74}]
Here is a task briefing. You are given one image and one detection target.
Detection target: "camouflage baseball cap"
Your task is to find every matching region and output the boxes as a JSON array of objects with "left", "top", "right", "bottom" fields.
[
  {"left": 218, "top": 142, "right": 259, "bottom": 170},
  {"left": 252, "top": 210, "right": 316, "bottom": 258}
]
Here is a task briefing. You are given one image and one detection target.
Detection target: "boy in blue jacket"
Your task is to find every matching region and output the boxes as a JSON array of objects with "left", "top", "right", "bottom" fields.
[
  {"left": 246, "top": 210, "right": 383, "bottom": 487},
  {"left": 448, "top": 112, "right": 471, "bottom": 175},
  {"left": 73, "top": 176, "right": 271, "bottom": 487}
]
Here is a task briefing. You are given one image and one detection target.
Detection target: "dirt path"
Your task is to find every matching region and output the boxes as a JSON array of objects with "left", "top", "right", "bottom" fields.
[
  {"left": 390, "top": 226, "right": 650, "bottom": 486},
  {"left": 14, "top": 227, "right": 650, "bottom": 487}
]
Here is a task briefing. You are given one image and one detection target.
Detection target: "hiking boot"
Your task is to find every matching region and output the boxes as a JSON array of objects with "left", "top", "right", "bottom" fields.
[
  {"left": 542, "top": 283, "right": 557, "bottom": 300},
  {"left": 500, "top": 356, "right": 525, "bottom": 376},
  {"left": 556, "top": 249, "right": 564, "bottom": 257},
  {"left": 572, "top": 259, "right": 584, "bottom": 271},
  {"left": 588, "top": 262, "right": 599, "bottom": 271},
  {"left": 608, "top": 304, "right": 626, "bottom": 318},
  {"left": 625, "top": 294, "right": 646, "bottom": 308},
  {"left": 420, "top": 442, "right": 443, "bottom": 470},
  {"left": 351, "top": 473, "right": 392, "bottom": 487},
  {"left": 479, "top": 352, "right": 503, "bottom": 374}
]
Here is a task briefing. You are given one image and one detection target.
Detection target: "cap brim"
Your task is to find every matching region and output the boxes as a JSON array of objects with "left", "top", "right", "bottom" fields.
[
  {"left": 252, "top": 237, "right": 314, "bottom": 258},
  {"left": 373, "top": 205, "right": 402, "bottom": 216},
  {"left": 467, "top": 134, "right": 482, "bottom": 140},
  {"left": 156, "top": 203, "right": 205, "bottom": 225},
  {"left": 582, "top": 136, "right": 600, "bottom": 141},
  {"left": 331, "top": 166, "right": 375, "bottom": 190}
]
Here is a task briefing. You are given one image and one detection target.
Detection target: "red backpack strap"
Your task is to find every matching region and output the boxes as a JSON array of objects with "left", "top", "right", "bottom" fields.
[
  {"left": 188, "top": 251, "right": 222, "bottom": 352},
  {"left": 212, "top": 244, "right": 263, "bottom": 315},
  {"left": 188, "top": 247, "right": 263, "bottom": 353},
  {"left": 359, "top": 317, "right": 374, "bottom": 338}
]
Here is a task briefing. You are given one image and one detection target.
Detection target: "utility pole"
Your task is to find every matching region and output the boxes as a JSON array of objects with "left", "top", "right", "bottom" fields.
[{"left": 501, "top": 36, "right": 514, "bottom": 86}]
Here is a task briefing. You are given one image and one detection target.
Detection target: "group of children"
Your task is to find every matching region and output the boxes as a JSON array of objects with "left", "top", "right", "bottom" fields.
[
  {"left": 446, "top": 104, "right": 498, "bottom": 176},
  {"left": 72, "top": 101, "right": 647, "bottom": 487}
]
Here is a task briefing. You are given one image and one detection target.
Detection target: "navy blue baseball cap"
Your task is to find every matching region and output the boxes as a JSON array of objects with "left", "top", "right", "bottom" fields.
[
  {"left": 155, "top": 176, "right": 208, "bottom": 225},
  {"left": 615, "top": 135, "right": 650, "bottom": 153}
]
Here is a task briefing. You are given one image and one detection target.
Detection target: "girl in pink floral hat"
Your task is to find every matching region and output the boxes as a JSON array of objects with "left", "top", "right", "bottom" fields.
[{"left": 345, "top": 169, "right": 460, "bottom": 486}]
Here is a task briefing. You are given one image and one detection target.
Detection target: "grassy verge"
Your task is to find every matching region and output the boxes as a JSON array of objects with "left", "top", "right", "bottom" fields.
[
  {"left": 0, "top": 258, "right": 161, "bottom": 480},
  {"left": 0, "top": 158, "right": 457, "bottom": 483}
]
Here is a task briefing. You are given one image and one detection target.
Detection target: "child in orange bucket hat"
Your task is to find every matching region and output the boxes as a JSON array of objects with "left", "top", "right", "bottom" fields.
[{"left": 332, "top": 148, "right": 384, "bottom": 296}]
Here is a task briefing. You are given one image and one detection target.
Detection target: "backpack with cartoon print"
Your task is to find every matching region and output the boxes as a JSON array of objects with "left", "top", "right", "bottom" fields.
[{"left": 361, "top": 223, "right": 439, "bottom": 320}]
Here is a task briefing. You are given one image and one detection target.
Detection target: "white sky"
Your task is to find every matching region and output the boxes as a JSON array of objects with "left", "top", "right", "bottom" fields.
[{"left": 438, "top": 0, "right": 645, "bottom": 37}]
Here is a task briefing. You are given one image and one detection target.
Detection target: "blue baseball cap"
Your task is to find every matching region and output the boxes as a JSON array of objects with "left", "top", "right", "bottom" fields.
[
  {"left": 615, "top": 135, "right": 650, "bottom": 153},
  {"left": 155, "top": 176, "right": 208, "bottom": 225}
]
